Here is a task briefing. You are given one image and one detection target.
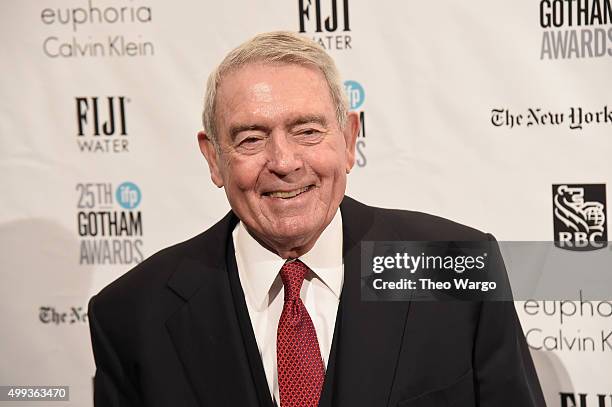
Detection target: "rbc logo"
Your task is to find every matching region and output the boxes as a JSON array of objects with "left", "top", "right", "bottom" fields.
[
  {"left": 344, "top": 80, "right": 364, "bottom": 110},
  {"left": 116, "top": 182, "right": 141, "bottom": 209},
  {"left": 553, "top": 184, "right": 607, "bottom": 251}
]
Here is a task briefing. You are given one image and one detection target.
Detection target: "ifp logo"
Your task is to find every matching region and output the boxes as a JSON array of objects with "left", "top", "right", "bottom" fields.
[
  {"left": 343, "top": 80, "right": 367, "bottom": 167},
  {"left": 344, "top": 80, "right": 364, "bottom": 110},
  {"left": 116, "top": 182, "right": 141, "bottom": 209}
]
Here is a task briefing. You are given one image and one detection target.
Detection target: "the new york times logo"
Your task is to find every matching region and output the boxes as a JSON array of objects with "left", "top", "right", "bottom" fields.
[
  {"left": 76, "top": 96, "right": 129, "bottom": 153},
  {"left": 39, "top": 306, "right": 88, "bottom": 325},
  {"left": 560, "top": 393, "right": 612, "bottom": 407},
  {"left": 344, "top": 80, "right": 367, "bottom": 167},
  {"left": 77, "top": 182, "right": 144, "bottom": 265},
  {"left": 553, "top": 184, "right": 607, "bottom": 250},
  {"left": 298, "top": 0, "right": 352, "bottom": 50},
  {"left": 540, "top": 0, "right": 612, "bottom": 59}
]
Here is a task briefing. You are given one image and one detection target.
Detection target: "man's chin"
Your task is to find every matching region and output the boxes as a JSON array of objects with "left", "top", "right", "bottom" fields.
[
  {"left": 268, "top": 223, "right": 317, "bottom": 244},
  {"left": 255, "top": 220, "right": 324, "bottom": 256}
]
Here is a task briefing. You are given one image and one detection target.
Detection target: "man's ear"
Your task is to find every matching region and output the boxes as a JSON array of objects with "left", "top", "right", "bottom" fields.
[
  {"left": 197, "top": 131, "right": 224, "bottom": 188},
  {"left": 343, "top": 112, "right": 360, "bottom": 173}
]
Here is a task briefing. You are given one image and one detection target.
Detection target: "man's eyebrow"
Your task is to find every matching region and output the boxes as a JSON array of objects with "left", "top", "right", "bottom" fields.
[
  {"left": 287, "top": 115, "right": 328, "bottom": 129},
  {"left": 228, "top": 124, "right": 269, "bottom": 140}
]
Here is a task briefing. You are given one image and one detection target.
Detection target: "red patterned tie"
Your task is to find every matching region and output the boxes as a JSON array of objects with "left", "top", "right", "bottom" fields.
[{"left": 277, "top": 259, "right": 325, "bottom": 407}]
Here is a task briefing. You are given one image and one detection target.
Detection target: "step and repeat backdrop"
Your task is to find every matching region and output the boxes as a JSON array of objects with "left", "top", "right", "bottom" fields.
[{"left": 1, "top": 0, "right": 611, "bottom": 406}]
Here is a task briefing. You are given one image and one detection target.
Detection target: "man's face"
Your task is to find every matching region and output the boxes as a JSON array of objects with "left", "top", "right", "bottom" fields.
[{"left": 199, "top": 62, "right": 358, "bottom": 256}]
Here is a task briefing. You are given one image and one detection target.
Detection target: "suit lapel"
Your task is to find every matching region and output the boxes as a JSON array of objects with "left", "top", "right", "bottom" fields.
[
  {"left": 330, "top": 197, "right": 412, "bottom": 407},
  {"left": 318, "top": 294, "right": 343, "bottom": 407},
  {"left": 225, "top": 235, "right": 276, "bottom": 407},
  {"left": 163, "top": 196, "right": 411, "bottom": 407},
  {"left": 165, "top": 213, "right": 266, "bottom": 407}
]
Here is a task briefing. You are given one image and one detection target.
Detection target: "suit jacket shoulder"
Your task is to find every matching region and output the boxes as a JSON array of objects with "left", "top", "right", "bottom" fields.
[
  {"left": 341, "top": 196, "right": 490, "bottom": 242},
  {"left": 89, "top": 210, "right": 236, "bottom": 359}
]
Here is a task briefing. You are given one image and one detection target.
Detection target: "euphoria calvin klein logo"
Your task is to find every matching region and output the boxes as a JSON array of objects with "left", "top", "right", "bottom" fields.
[
  {"left": 298, "top": 0, "right": 352, "bottom": 50},
  {"left": 76, "top": 96, "right": 129, "bottom": 153},
  {"left": 553, "top": 184, "right": 607, "bottom": 250},
  {"left": 40, "top": 0, "right": 154, "bottom": 59},
  {"left": 343, "top": 80, "right": 366, "bottom": 167}
]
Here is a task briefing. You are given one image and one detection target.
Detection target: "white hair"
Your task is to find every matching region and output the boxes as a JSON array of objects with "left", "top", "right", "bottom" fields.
[{"left": 202, "top": 31, "right": 348, "bottom": 146}]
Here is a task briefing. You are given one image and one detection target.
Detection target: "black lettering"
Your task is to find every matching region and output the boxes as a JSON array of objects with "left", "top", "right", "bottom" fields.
[
  {"left": 76, "top": 97, "right": 88, "bottom": 136},
  {"left": 592, "top": 0, "right": 603, "bottom": 24},
  {"left": 130, "top": 212, "right": 142, "bottom": 235},
  {"left": 343, "top": 0, "right": 350, "bottom": 31},
  {"left": 315, "top": 0, "right": 323, "bottom": 32},
  {"left": 324, "top": 0, "right": 338, "bottom": 31},
  {"left": 577, "top": 0, "right": 589, "bottom": 25},
  {"left": 92, "top": 97, "right": 100, "bottom": 135},
  {"left": 119, "top": 96, "right": 127, "bottom": 135},
  {"left": 358, "top": 111, "right": 366, "bottom": 137},
  {"left": 565, "top": 0, "right": 575, "bottom": 25},
  {"left": 553, "top": 0, "right": 564, "bottom": 26},
  {"left": 298, "top": 0, "right": 311, "bottom": 32},
  {"left": 102, "top": 97, "right": 115, "bottom": 135},
  {"left": 541, "top": 0, "right": 552, "bottom": 27},
  {"left": 605, "top": 0, "right": 612, "bottom": 23}
]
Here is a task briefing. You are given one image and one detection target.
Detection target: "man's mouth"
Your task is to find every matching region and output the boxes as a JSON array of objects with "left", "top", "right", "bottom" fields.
[{"left": 263, "top": 185, "right": 314, "bottom": 199}]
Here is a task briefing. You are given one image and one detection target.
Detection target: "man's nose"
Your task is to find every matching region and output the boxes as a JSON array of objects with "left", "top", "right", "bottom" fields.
[{"left": 265, "top": 132, "right": 302, "bottom": 176}]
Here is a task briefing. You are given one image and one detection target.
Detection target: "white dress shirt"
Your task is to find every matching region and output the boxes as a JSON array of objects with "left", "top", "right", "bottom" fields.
[{"left": 232, "top": 210, "right": 344, "bottom": 403}]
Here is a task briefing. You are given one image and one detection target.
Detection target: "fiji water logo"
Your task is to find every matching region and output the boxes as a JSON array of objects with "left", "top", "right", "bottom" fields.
[
  {"left": 344, "top": 80, "right": 364, "bottom": 110},
  {"left": 116, "top": 182, "right": 141, "bottom": 209}
]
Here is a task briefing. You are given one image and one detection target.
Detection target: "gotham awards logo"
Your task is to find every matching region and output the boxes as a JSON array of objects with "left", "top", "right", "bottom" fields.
[
  {"left": 344, "top": 80, "right": 366, "bottom": 167},
  {"left": 539, "top": 0, "right": 612, "bottom": 59},
  {"left": 553, "top": 184, "right": 607, "bottom": 250},
  {"left": 76, "top": 181, "right": 144, "bottom": 264},
  {"left": 298, "top": 0, "right": 352, "bottom": 50}
]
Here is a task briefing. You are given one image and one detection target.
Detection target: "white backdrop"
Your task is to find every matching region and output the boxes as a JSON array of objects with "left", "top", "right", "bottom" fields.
[{"left": 1, "top": 0, "right": 611, "bottom": 405}]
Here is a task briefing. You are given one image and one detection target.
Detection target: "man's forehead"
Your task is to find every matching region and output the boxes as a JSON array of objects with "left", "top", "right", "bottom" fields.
[
  {"left": 215, "top": 62, "right": 335, "bottom": 126},
  {"left": 217, "top": 61, "right": 327, "bottom": 95}
]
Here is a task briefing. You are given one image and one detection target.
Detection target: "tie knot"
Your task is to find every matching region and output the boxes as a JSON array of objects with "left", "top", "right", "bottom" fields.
[{"left": 280, "top": 259, "right": 308, "bottom": 301}]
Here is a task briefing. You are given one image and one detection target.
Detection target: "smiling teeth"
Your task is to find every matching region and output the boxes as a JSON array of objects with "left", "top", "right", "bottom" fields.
[{"left": 268, "top": 186, "right": 311, "bottom": 199}]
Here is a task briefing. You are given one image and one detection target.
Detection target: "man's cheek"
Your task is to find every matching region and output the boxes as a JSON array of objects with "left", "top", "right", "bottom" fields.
[{"left": 233, "top": 171, "right": 260, "bottom": 192}]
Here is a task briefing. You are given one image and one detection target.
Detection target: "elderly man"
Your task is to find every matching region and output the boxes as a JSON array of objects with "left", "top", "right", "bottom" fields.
[{"left": 88, "top": 32, "right": 545, "bottom": 407}]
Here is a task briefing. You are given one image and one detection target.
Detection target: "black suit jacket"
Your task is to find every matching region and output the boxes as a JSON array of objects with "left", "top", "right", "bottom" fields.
[{"left": 89, "top": 196, "right": 546, "bottom": 407}]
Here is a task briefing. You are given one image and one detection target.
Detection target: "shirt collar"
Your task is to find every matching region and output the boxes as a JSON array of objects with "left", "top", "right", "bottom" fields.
[{"left": 232, "top": 209, "right": 344, "bottom": 311}]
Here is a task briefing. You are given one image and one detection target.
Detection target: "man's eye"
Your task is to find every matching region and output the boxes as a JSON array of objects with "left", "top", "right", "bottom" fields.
[
  {"left": 239, "top": 137, "right": 262, "bottom": 145},
  {"left": 299, "top": 129, "right": 320, "bottom": 136}
]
